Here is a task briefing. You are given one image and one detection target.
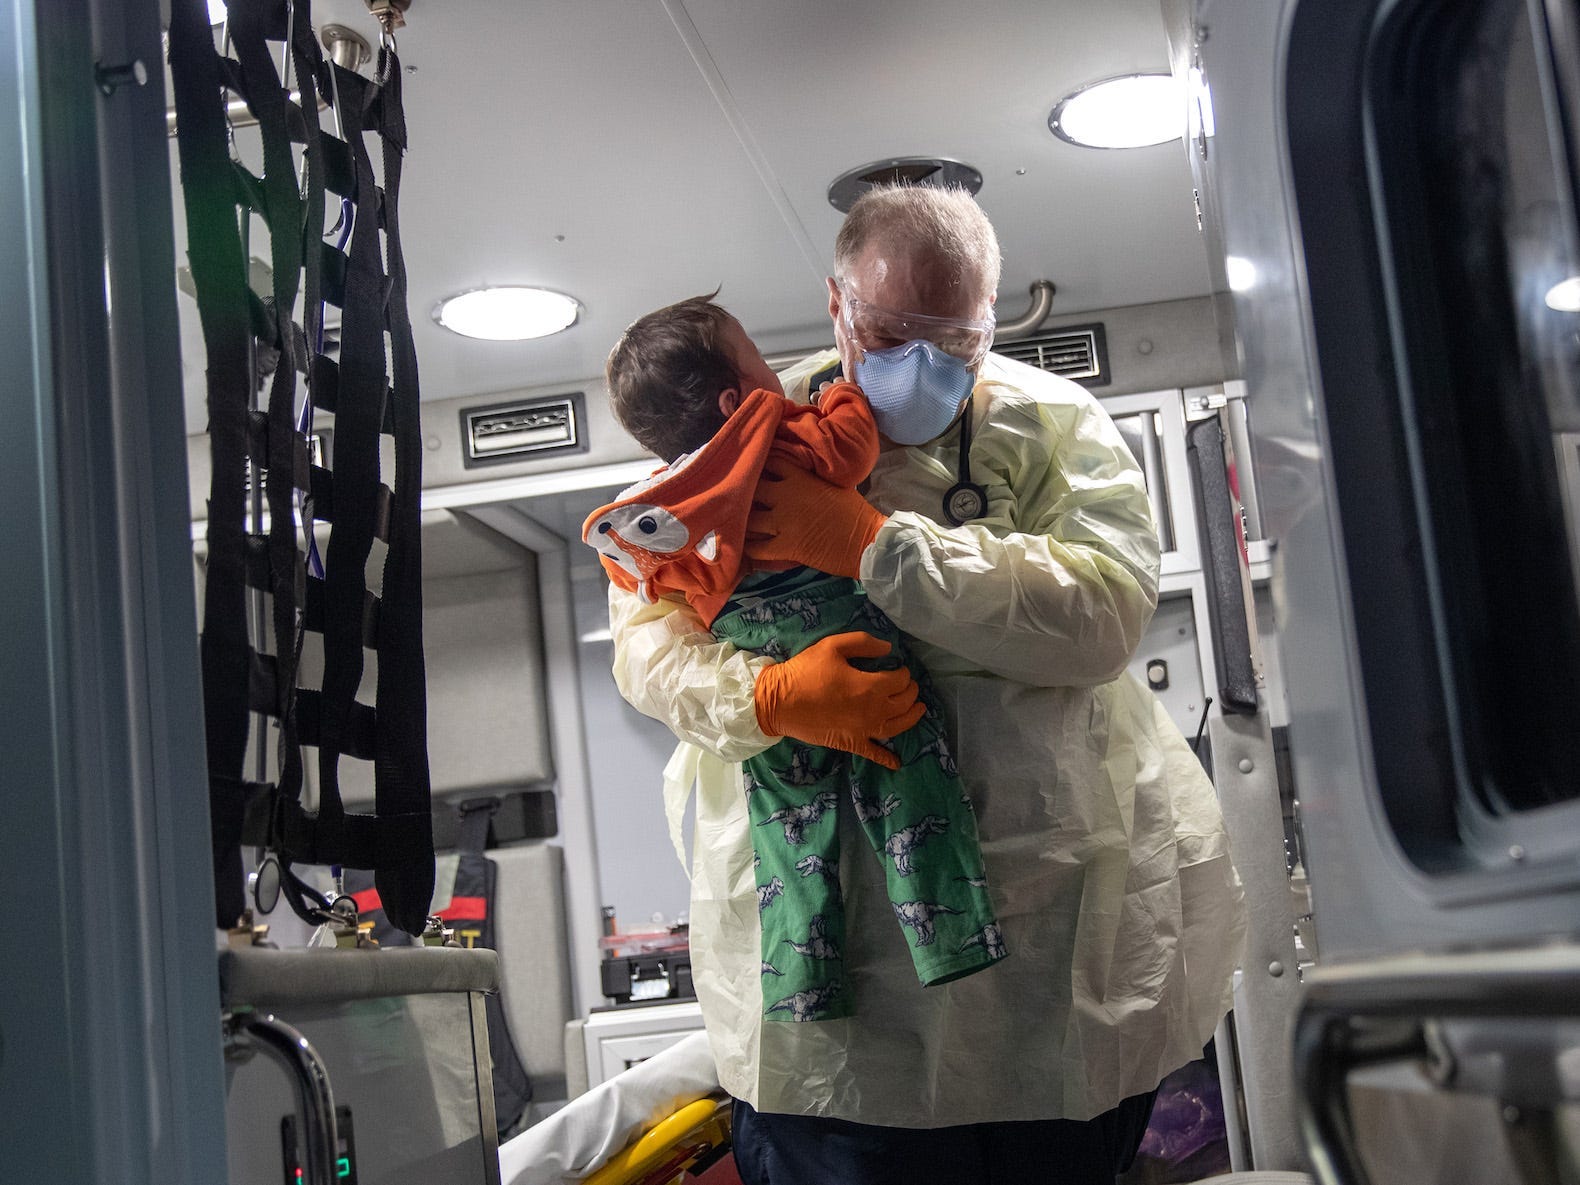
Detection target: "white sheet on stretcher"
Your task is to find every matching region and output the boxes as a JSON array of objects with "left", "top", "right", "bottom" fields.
[{"left": 497, "top": 1031, "right": 720, "bottom": 1185}]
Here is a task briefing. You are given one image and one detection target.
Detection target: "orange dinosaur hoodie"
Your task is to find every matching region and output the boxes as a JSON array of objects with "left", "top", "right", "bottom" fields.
[{"left": 582, "top": 382, "right": 878, "bottom": 626}]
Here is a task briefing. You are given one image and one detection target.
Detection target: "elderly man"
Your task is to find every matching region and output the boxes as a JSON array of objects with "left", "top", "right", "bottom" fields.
[{"left": 608, "top": 184, "right": 1245, "bottom": 1184}]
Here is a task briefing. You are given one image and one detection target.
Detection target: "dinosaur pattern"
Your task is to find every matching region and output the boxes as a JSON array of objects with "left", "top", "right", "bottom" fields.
[
  {"left": 917, "top": 736, "right": 959, "bottom": 776},
  {"left": 711, "top": 568, "right": 1007, "bottom": 1017},
  {"left": 892, "top": 899, "right": 962, "bottom": 947},
  {"left": 884, "top": 815, "right": 950, "bottom": 876},
  {"left": 739, "top": 594, "right": 822, "bottom": 632},
  {"left": 850, "top": 782, "right": 902, "bottom": 823},
  {"left": 785, "top": 915, "right": 841, "bottom": 960},
  {"left": 795, "top": 854, "right": 840, "bottom": 882},
  {"left": 756, "top": 876, "right": 785, "bottom": 913},
  {"left": 959, "top": 923, "right": 1008, "bottom": 960},
  {"left": 760, "top": 790, "right": 839, "bottom": 845},
  {"left": 854, "top": 599, "right": 895, "bottom": 636},
  {"left": 765, "top": 982, "right": 843, "bottom": 1022},
  {"left": 772, "top": 745, "right": 826, "bottom": 788}
]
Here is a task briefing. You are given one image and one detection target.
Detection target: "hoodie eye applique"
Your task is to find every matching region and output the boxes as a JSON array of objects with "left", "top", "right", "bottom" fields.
[
  {"left": 594, "top": 502, "right": 685, "bottom": 556},
  {"left": 586, "top": 503, "right": 720, "bottom": 601}
]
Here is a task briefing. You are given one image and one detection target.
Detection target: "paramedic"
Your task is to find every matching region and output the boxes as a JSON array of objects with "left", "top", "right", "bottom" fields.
[{"left": 608, "top": 183, "right": 1246, "bottom": 1184}]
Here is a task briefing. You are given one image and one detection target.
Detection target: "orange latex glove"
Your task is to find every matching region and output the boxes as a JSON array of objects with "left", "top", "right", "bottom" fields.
[
  {"left": 753, "top": 632, "right": 925, "bottom": 770},
  {"left": 745, "top": 460, "right": 889, "bottom": 580}
]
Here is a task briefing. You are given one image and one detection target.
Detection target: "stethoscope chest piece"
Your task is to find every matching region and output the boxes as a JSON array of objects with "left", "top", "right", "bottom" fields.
[
  {"left": 942, "top": 403, "right": 987, "bottom": 526},
  {"left": 943, "top": 480, "right": 988, "bottom": 526}
]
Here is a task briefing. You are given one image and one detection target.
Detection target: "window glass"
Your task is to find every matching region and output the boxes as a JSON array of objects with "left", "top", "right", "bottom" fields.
[{"left": 1373, "top": 0, "right": 1580, "bottom": 814}]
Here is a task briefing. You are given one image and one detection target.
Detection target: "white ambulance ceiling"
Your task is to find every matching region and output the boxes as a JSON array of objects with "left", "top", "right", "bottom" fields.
[{"left": 170, "top": 0, "right": 1211, "bottom": 435}]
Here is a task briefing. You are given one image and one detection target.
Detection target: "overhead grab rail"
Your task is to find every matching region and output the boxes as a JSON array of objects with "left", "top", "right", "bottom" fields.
[
  {"left": 993, "top": 280, "right": 1057, "bottom": 339},
  {"left": 1186, "top": 413, "right": 1260, "bottom": 714},
  {"left": 165, "top": 22, "right": 371, "bottom": 137}
]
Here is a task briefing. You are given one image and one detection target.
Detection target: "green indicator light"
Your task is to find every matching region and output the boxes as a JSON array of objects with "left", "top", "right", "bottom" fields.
[{"left": 337, "top": 1157, "right": 351, "bottom": 1178}]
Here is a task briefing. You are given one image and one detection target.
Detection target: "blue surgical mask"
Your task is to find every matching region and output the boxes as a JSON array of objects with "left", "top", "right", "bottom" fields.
[{"left": 852, "top": 339, "right": 974, "bottom": 445}]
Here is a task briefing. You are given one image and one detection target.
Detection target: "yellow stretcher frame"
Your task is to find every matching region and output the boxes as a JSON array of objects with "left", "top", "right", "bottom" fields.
[{"left": 582, "top": 1094, "right": 734, "bottom": 1185}]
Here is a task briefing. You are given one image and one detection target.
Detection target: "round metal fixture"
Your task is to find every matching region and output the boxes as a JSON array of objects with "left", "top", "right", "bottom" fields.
[
  {"left": 827, "top": 157, "right": 983, "bottom": 213},
  {"left": 320, "top": 25, "right": 373, "bottom": 73}
]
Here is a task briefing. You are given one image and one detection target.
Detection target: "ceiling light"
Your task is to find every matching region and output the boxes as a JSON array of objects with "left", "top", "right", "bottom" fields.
[
  {"left": 1225, "top": 255, "right": 1258, "bottom": 292},
  {"left": 433, "top": 287, "right": 580, "bottom": 341},
  {"left": 1545, "top": 276, "right": 1580, "bottom": 312},
  {"left": 1049, "top": 74, "right": 1185, "bottom": 150}
]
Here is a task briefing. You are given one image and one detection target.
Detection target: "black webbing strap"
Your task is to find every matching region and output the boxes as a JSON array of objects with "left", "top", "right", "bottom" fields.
[
  {"left": 172, "top": 0, "right": 434, "bottom": 933},
  {"left": 169, "top": 0, "right": 257, "bottom": 927},
  {"left": 295, "top": 690, "right": 379, "bottom": 761},
  {"left": 367, "top": 51, "right": 436, "bottom": 935},
  {"left": 281, "top": 54, "right": 431, "bottom": 933},
  {"left": 307, "top": 61, "right": 383, "bottom": 857},
  {"left": 228, "top": 0, "right": 315, "bottom": 826},
  {"left": 308, "top": 354, "right": 397, "bottom": 431},
  {"left": 303, "top": 578, "right": 381, "bottom": 648},
  {"left": 305, "top": 466, "right": 394, "bottom": 539}
]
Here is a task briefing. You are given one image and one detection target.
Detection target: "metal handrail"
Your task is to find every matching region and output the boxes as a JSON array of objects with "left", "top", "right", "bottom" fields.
[
  {"left": 993, "top": 280, "right": 1057, "bottom": 339},
  {"left": 1293, "top": 946, "right": 1580, "bottom": 1185},
  {"left": 225, "top": 1012, "right": 339, "bottom": 1185}
]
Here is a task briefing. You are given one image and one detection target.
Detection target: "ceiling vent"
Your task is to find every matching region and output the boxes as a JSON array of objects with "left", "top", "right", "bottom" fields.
[
  {"left": 461, "top": 392, "right": 589, "bottom": 468},
  {"left": 996, "top": 323, "right": 1110, "bottom": 387},
  {"left": 827, "top": 157, "right": 983, "bottom": 213}
]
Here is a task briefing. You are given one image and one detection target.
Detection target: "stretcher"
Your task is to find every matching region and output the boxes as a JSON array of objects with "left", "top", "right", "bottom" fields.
[
  {"left": 582, "top": 1095, "right": 737, "bottom": 1185},
  {"left": 498, "top": 1027, "right": 1315, "bottom": 1185},
  {"left": 498, "top": 1031, "right": 723, "bottom": 1185}
]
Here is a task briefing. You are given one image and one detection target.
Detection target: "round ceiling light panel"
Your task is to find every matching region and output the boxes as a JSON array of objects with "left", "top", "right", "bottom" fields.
[
  {"left": 1049, "top": 74, "right": 1185, "bottom": 149},
  {"left": 433, "top": 286, "right": 581, "bottom": 341}
]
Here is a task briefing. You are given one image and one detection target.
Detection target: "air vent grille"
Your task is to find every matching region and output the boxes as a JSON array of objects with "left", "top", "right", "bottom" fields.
[
  {"left": 997, "top": 323, "right": 1109, "bottom": 386},
  {"left": 461, "top": 393, "right": 588, "bottom": 468}
]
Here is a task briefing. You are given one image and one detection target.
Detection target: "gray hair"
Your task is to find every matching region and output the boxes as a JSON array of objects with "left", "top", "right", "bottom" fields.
[{"left": 833, "top": 183, "right": 1002, "bottom": 304}]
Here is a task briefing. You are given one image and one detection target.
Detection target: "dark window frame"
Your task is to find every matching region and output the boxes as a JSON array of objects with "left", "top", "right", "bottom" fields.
[{"left": 1288, "top": 0, "right": 1580, "bottom": 880}]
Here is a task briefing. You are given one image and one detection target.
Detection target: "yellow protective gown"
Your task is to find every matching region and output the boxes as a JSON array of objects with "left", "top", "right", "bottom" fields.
[{"left": 609, "top": 350, "right": 1246, "bottom": 1128}]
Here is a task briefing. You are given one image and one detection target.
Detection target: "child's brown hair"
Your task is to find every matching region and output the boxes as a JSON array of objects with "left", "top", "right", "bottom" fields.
[{"left": 606, "top": 293, "right": 738, "bottom": 462}]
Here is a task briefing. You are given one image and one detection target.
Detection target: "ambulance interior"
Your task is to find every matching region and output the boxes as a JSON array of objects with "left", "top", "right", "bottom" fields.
[
  {"left": 174, "top": 0, "right": 1264, "bottom": 1153},
  {"left": 8, "top": 0, "right": 1580, "bottom": 1181}
]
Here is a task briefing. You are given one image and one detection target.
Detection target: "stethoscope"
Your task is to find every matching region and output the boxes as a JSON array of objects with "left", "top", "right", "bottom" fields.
[
  {"left": 820, "top": 361, "right": 986, "bottom": 526},
  {"left": 942, "top": 402, "right": 988, "bottom": 526}
]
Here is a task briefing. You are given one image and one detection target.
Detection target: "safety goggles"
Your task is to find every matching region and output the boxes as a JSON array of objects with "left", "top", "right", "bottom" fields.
[{"left": 837, "top": 281, "right": 995, "bottom": 368}]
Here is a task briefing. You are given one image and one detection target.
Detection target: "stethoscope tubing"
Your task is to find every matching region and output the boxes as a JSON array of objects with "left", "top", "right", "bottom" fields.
[{"left": 942, "top": 400, "right": 988, "bottom": 526}]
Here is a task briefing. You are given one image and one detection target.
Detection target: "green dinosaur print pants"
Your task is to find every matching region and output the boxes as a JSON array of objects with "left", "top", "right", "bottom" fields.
[{"left": 711, "top": 567, "right": 1007, "bottom": 1024}]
